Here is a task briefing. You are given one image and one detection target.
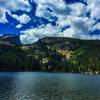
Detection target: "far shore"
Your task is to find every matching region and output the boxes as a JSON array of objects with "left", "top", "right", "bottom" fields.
[{"left": 0, "top": 70, "right": 100, "bottom": 75}]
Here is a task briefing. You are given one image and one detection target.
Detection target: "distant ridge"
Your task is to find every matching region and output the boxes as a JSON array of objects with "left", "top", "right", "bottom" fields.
[
  {"left": 0, "top": 37, "right": 100, "bottom": 73},
  {"left": 0, "top": 34, "right": 21, "bottom": 44}
]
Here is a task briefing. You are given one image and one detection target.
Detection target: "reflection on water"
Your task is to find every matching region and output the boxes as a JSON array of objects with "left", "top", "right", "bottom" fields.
[{"left": 0, "top": 72, "right": 100, "bottom": 100}]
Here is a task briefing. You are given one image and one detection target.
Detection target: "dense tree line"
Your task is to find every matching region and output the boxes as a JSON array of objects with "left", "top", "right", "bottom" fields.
[{"left": 0, "top": 37, "right": 100, "bottom": 74}]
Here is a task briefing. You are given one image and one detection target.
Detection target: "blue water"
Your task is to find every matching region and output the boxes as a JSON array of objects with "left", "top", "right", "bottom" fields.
[{"left": 0, "top": 72, "right": 100, "bottom": 100}]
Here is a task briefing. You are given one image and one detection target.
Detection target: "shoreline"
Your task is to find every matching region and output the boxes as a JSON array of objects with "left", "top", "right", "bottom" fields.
[{"left": 0, "top": 71, "right": 99, "bottom": 75}]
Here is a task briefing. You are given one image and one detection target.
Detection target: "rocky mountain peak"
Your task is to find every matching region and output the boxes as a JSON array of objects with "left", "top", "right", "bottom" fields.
[{"left": 0, "top": 34, "right": 21, "bottom": 44}]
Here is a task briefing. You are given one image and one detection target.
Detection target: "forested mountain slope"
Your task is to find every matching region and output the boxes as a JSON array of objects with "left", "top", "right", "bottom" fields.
[{"left": 0, "top": 37, "right": 100, "bottom": 73}]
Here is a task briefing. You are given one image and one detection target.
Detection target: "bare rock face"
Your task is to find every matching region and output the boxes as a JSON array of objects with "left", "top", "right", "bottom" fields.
[{"left": 0, "top": 34, "right": 21, "bottom": 44}]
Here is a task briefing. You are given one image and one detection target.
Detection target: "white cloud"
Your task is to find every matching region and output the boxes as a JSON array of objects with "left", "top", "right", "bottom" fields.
[
  {"left": 36, "top": 0, "right": 71, "bottom": 21},
  {"left": 91, "top": 23, "right": 100, "bottom": 32},
  {"left": 12, "top": 14, "right": 31, "bottom": 24},
  {"left": 0, "top": 0, "right": 31, "bottom": 23},
  {"left": 69, "top": 3, "right": 87, "bottom": 16},
  {"left": 20, "top": 16, "right": 95, "bottom": 44},
  {"left": 0, "top": 0, "right": 31, "bottom": 12},
  {"left": 36, "top": 0, "right": 87, "bottom": 20},
  {"left": 16, "top": 24, "right": 23, "bottom": 29},
  {"left": 0, "top": 0, "right": 100, "bottom": 44},
  {"left": 60, "top": 16, "right": 95, "bottom": 38},
  {"left": 87, "top": 0, "right": 100, "bottom": 20},
  {"left": 0, "top": 8, "right": 8, "bottom": 23},
  {"left": 80, "top": 34, "right": 100, "bottom": 40},
  {"left": 20, "top": 0, "right": 100, "bottom": 44},
  {"left": 20, "top": 17, "right": 98, "bottom": 44},
  {"left": 68, "top": 16, "right": 95, "bottom": 34},
  {"left": 20, "top": 24, "right": 61, "bottom": 44}
]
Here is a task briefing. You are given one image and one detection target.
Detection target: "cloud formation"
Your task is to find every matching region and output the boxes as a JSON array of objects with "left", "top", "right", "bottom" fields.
[
  {"left": 20, "top": 0, "right": 100, "bottom": 44},
  {"left": 0, "top": 0, "right": 31, "bottom": 11},
  {"left": 0, "top": 8, "right": 8, "bottom": 23},
  {"left": 0, "top": 0, "right": 100, "bottom": 44},
  {"left": 12, "top": 14, "right": 31, "bottom": 24},
  {"left": 20, "top": 24, "right": 61, "bottom": 44},
  {"left": 87, "top": 0, "right": 100, "bottom": 19},
  {"left": 16, "top": 24, "right": 23, "bottom": 29},
  {"left": 0, "top": 0, "right": 31, "bottom": 23}
]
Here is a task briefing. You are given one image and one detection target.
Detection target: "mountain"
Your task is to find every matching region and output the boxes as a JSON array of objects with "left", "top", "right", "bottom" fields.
[
  {"left": 0, "top": 34, "right": 21, "bottom": 44},
  {"left": 0, "top": 37, "right": 100, "bottom": 74}
]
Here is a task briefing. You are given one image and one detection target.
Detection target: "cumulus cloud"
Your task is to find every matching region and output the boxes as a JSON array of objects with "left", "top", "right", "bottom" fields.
[
  {"left": 20, "top": 18, "right": 98, "bottom": 44},
  {"left": 0, "top": 0, "right": 31, "bottom": 23},
  {"left": 0, "top": 8, "right": 8, "bottom": 23},
  {"left": 36, "top": 0, "right": 87, "bottom": 20},
  {"left": 20, "top": 16, "right": 95, "bottom": 44},
  {"left": 87, "top": 0, "right": 100, "bottom": 20},
  {"left": 0, "top": 0, "right": 100, "bottom": 44},
  {"left": 69, "top": 3, "right": 87, "bottom": 16},
  {"left": 16, "top": 24, "right": 23, "bottom": 29},
  {"left": 20, "top": 24, "right": 61, "bottom": 44},
  {"left": 70, "top": 16, "right": 94, "bottom": 33},
  {"left": 61, "top": 16, "right": 94, "bottom": 38},
  {"left": 0, "top": 0, "right": 31, "bottom": 12},
  {"left": 36, "top": 0, "right": 71, "bottom": 21},
  {"left": 12, "top": 14, "right": 31, "bottom": 24},
  {"left": 91, "top": 23, "right": 100, "bottom": 32},
  {"left": 20, "top": 0, "right": 100, "bottom": 44}
]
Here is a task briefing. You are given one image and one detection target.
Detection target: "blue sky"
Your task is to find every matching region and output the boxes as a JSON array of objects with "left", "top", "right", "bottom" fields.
[{"left": 0, "top": 0, "right": 100, "bottom": 44}]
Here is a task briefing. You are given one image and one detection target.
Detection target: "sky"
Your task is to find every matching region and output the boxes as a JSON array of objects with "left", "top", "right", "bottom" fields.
[{"left": 0, "top": 0, "right": 100, "bottom": 44}]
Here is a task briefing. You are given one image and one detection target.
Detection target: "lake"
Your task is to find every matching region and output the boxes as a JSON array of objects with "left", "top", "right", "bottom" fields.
[{"left": 0, "top": 72, "right": 100, "bottom": 100}]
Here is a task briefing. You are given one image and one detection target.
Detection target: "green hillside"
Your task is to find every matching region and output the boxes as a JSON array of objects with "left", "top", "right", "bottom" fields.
[{"left": 0, "top": 37, "right": 100, "bottom": 74}]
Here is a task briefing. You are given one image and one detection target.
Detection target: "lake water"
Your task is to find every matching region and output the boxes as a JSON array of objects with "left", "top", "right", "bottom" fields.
[{"left": 0, "top": 72, "right": 100, "bottom": 100}]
